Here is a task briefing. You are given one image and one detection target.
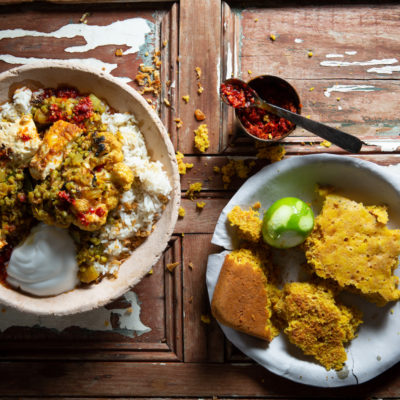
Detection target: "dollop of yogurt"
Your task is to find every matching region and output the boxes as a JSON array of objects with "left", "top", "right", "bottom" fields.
[{"left": 7, "top": 223, "right": 79, "bottom": 296}]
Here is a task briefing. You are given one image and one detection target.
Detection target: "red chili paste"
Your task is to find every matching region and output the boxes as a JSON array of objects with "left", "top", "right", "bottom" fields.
[{"left": 220, "top": 83, "right": 256, "bottom": 108}]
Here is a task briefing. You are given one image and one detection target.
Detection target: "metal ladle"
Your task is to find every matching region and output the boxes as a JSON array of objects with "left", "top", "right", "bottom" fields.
[{"left": 220, "top": 78, "right": 363, "bottom": 153}]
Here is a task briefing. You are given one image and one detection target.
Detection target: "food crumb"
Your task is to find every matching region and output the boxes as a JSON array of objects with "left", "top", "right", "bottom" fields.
[
  {"left": 308, "top": 51, "right": 313, "bottom": 57},
  {"left": 115, "top": 49, "right": 124, "bottom": 57},
  {"left": 213, "top": 166, "right": 220, "bottom": 173},
  {"left": 174, "top": 118, "right": 183, "bottom": 129},
  {"left": 248, "top": 69, "right": 253, "bottom": 75},
  {"left": 270, "top": 33, "right": 276, "bottom": 41},
  {"left": 197, "top": 201, "right": 206, "bottom": 209},
  {"left": 162, "top": 40, "right": 168, "bottom": 47},
  {"left": 197, "top": 82, "right": 204, "bottom": 94},
  {"left": 145, "top": 51, "right": 149, "bottom": 57},
  {"left": 320, "top": 140, "right": 332, "bottom": 148},
  {"left": 309, "top": 87, "right": 315, "bottom": 91},
  {"left": 220, "top": 159, "right": 255, "bottom": 189},
  {"left": 104, "top": 320, "right": 110, "bottom": 327},
  {"left": 194, "top": 124, "right": 210, "bottom": 152},
  {"left": 194, "top": 109, "right": 206, "bottom": 121},
  {"left": 201, "top": 314, "right": 211, "bottom": 324},
  {"left": 252, "top": 201, "right": 261, "bottom": 209},
  {"left": 176, "top": 151, "right": 194, "bottom": 175},
  {"left": 186, "top": 182, "right": 202, "bottom": 199},
  {"left": 79, "top": 12, "right": 90, "bottom": 24},
  {"left": 148, "top": 268, "right": 153, "bottom": 275},
  {"left": 166, "top": 262, "right": 180, "bottom": 272},
  {"left": 163, "top": 98, "right": 171, "bottom": 107},
  {"left": 254, "top": 18, "right": 258, "bottom": 22},
  {"left": 178, "top": 206, "right": 186, "bottom": 218},
  {"left": 306, "top": 115, "right": 311, "bottom": 119},
  {"left": 189, "top": 296, "right": 193, "bottom": 303},
  {"left": 126, "top": 307, "right": 133, "bottom": 314},
  {"left": 195, "top": 66, "right": 202, "bottom": 80},
  {"left": 336, "top": 97, "right": 341, "bottom": 101},
  {"left": 182, "top": 95, "right": 190, "bottom": 103},
  {"left": 188, "top": 261, "right": 194, "bottom": 269},
  {"left": 256, "top": 143, "right": 286, "bottom": 162}
]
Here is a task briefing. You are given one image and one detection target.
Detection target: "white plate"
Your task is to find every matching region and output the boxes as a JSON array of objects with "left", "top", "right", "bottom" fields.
[{"left": 206, "top": 154, "right": 400, "bottom": 387}]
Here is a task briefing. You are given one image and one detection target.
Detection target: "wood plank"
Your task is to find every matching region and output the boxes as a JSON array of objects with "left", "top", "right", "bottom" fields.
[
  {"left": 182, "top": 234, "right": 224, "bottom": 362},
  {"left": 0, "top": 360, "right": 399, "bottom": 397},
  {"left": 177, "top": 0, "right": 222, "bottom": 153}
]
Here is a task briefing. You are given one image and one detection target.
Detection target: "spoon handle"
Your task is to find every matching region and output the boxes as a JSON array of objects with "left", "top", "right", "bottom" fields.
[{"left": 258, "top": 102, "right": 363, "bottom": 153}]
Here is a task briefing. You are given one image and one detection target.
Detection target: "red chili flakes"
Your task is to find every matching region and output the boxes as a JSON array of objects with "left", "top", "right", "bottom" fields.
[
  {"left": 95, "top": 207, "right": 105, "bottom": 217},
  {"left": 56, "top": 87, "right": 79, "bottom": 99},
  {"left": 77, "top": 212, "right": 89, "bottom": 227},
  {"left": 20, "top": 134, "right": 31, "bottom": 142},
  {"left": 48, "top": 103, "right": 65, "bottom": 122},
  {"left": 72, "top": 97, "right": 93, "bottom": 126},
  {"left": 58, "top": 190, "right": 74, "bottom": 204},
  {"left": 220, "top": 82, "right": 255, "bottom": 109},
  {"left": 17, "top": 193, "right": 27, "bottom": 203}
]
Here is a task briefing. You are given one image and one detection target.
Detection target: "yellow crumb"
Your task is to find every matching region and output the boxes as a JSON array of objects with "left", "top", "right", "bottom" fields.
[
  {"left": 188, "top": 261, "right": 194, "bottom": 269},
  {"left": 166, "top": 262, "right": 180, "bottom": 272},
  {"left": 176, "top": 151, "right": 194, "bottom": 175},
  {"left": 336, "top": 97, "right": 341, "bottom": 101},
  {"left": 194, "top": 124, "right": 210, "bottom": 153},
  {"left": 126, "top": 307, "right": 133, "bottom": 314},
  {"left": 174, "top": 118, "right": 183, "bottom": 129},
  {"left": 309, "top": 87, "right": 315, "bottom": 91},
  {"left": 164, "top": 98, "right": 171, "bottom": 107},
  {"left": 147, "top": 268, "right": 153, "bottom": 275},
  {"left": 182, "top": 95, "right": 190, "bottom": 103},
  {"left": 254, "top": 18, "right": 258, "bottom": 22},
  {"left": 115, "top": 49, "right": 123, "bottom": 57},
  {"left": 306, "top": 115, "right": 311, "bottom": 119},
  {"left": 227, "top": 205, "right": 262, "bottom": 242},
  {"left": 255, "top": 143, "right": 286, "bottom": 162},
  {"left": 104, "top": 320, "right": 110, "bottom": 327},
  {"left": 195, "top": 66, "right": 202, "bottom": 79},
  {"left": 201, "top": 314, "right": 211, "bottom": 324},
  {"left": 145, "top": 51, "right": 149, "bottom": 57},
  {"left": 162, "top": 40, "right": 168, "bottom": 47},
  {"left": 196, "top": 201, "right": 206, "bottom": 209},
  {"left": 197, "top": 82, "right": 204, "bottom": 94},
  {"left": 320, "top": 140, "right": 332, "bottom": 148},
  {"left": 308, "top": 51, "right": 313, "bottom": 57},
  {"left": 181, "top": 233, "right": 185, "bottom": 237},
  {"left": 270, "top": 34, "right": 276, "bottom": 41},
  {"left": 213, "top": 166, "right": 220, "bottom": 173},
  {"left": 178, "top": 206, "right": 186, "bottom": 218},
  {"left": 248, "top": 69, "right": 252, "bottom": 75},
  {"left": 194, "top": 109, "right": 206, "bottom": 121},
  {"left": 186, "top": 182, "right": 202, "bottom": 200},
  {"left": 221, "top": 159, "right": 254, "bottom": 189},
  {"left": 252, "top": 201, "right": 261, "bottom": 209}
]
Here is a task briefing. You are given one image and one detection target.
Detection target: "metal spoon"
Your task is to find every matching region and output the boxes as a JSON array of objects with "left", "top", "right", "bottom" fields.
[{"left": 220, "top": 78, "right": 363, "bottom": 153}]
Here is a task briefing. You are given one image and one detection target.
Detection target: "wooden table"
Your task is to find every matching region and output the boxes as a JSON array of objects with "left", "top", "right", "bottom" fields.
[{"left": 1, "top": 1, "right": 400, "bottom": 398}]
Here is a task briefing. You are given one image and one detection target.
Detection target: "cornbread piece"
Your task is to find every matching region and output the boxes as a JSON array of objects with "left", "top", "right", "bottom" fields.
[
  {"left": 305, "top": 193, "right": 400, "bottom": 306},
  {"left": 211, "top": 248, "right": 280, "bottom": 341},
  {"left": 0, "top": 115, "right": 41, "bottom": 167},
  {"left": 176, "top": 151, "right": 193, "bottom": 175},
  {"left": 275, "top": 282, "right": 362, "bottom": 371},
  {"left": 228, "top": 205, "right": 262, "bottom": 242},
  {"left": 194, "top": 124, "right": 210, "bottom": 152},
  {"left": 30, "top": 120, "right": 82, "bottom": 180}
]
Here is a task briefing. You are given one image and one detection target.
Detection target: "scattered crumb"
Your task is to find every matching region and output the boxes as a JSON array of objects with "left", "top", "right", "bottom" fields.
[
  {"left": 336, "top": 97, "right": 341, "bottom": 101},
  {"left": 195, "top": 66, "right": 202, "bottom": 80},
  {"left": 182, "top": 95, "right": 190, "bottom": 103},
  {"left": 147, "top": 268, "right": 153, "bottom": 275},
  {"left": 270, "top": 34, "right": 276, "bottom": 41},
  {"left": 186, "top": 182, "right": 202, "bottom": 200},
  {"left": 79, "top": 12, "right": 90, "bottom": 24},
  {"left": 104, "top": 320, "right": 110, "bottom": 327},
  {"left": 221, "top": 159, "right": 255, "bottom": 189},
  {"left": 174, "top": 118, "right": 183, "bottom": 129},
  {"left": 194, "top": 124, "right": 210, "bottom": 152},
  {"left": 166, "top": 80, "right": 171, "bottom": 87},
  {"left": 115, "top": 48, "right": 123, "bottom": 57},
  {"left": 166, "top": 262, "right": 180, "bottom": 272},
  {"left": 163, "top": 98, "right": 171, "bottom": 107},
  {"left": 197, "top": 201, "right": 206, "bottom": 209},
  {"left": 162, "top": 40, "right": 168, "bottom": 47},
  {"left": 256, "top": 143, "right": 286, "bottom": 162},
  {"left": 254, "top": 18, "right": 258, "bottom": 22},
  {"left": 309, "top": 87, "right": 315, "bottom": 92},
  {"left": 178, "top": 206, "right": 186, "bottom": 218},
  {"left": 126, "top": 307, "right": 133, "bottom": 314},
  {"left": 197, "top": 82, "right": 204, "bottom": 94},
  {"left": 146, "top": 98, "right": 153, "bottom": 104},
  {"left": 188, "top": 261, "right": 194, "bottom": 270},
  {"left": 135, "top": 62, "right": 161, "bottom": 96},
  {"left": 181, "top": 233, "right": 185, "bottom": 237},
  {"left": 145, "top": 51, "right": 149, "bottom": 57},
  {"left": 252, "top": 201, "right": 261, "bottom": 209},
  {"left": 306, "top": 115, "right": 311, "bottom": 119},
  {"left": 189, "top": 296, "right": 193, "bottom": 304},
  {"left": 194, "top": 109, "right": 206, "bottom": 121},
  {"left": 308, "top": 51, "right": 313, "bottom": 57},
  {"left": 201, "top": 314, "right": 211, "bottom": 324},
  {"left": 320, "top": 140, "right": 332, "bottom": 148},
  {"left": 213, "top": 166, "right": 220, "bottom": 173},
  {"left": 248, "top": 69, "right": 253, "bottom": 75},
  {"left": 176, "top": 151, "right": 194, "bottom": 175}
]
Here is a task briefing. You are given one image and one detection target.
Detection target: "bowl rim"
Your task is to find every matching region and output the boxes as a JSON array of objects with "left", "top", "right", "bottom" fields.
[{"left": 0, "top": 61, "right": 180, "bottom": 315}]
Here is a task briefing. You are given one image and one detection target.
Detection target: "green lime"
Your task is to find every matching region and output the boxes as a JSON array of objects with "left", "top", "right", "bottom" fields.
[{"left": 262, "top": 197, "right": 314, "bottom": 249}]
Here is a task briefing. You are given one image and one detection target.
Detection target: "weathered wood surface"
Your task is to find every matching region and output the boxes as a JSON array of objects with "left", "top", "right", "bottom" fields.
[{"left": 0, "top": 0, "right": 400, "bottom": 398}]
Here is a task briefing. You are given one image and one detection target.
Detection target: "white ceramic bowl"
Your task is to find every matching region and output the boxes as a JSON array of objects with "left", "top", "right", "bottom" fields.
[
  {"left": 0, "top": 62, "right": 180, "bottom": 315},
  {"left": 208, "top": 154, "right": 400, "bottom": 387}
]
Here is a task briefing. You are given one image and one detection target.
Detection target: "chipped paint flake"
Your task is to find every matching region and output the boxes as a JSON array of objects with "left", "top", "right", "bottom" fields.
[
  {"left": 345, "top": 51, "right": 357, "bottom": 55},
  {"left": 367, "top": 65, "right": 400, "bottom": 74},
  {"left": 324, "top": 84, "right": 378, "bottom": 97},
  {"left": 320, "top": 58, "right": 398, "bottom": 67},
  {"left": 294, "top": 38, "right": 303, "bottom": 43},
  {"left": 364, "top": 141, "right": 400, "bottom": 152},
  {"left": 325, "top": 54, "right": 344, "bottom": 58},
  {"left": 0, "top": 291, "right": 151, "bottom": 337}
]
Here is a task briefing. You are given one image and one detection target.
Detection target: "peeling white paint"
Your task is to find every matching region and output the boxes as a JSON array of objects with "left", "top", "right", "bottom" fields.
[
  {"left": 345, "top": 51, "right": 357, "bottom": 55},
  {"left": 0, "top": 291, "right": 151, "bottom": 337},
  {"left": 294, "top": 38, "right": 303, "bottom": 43},
  {"left": 364, "top": 141, "right": 400, "bottom": 152},
  {"left": 338, "top": 105, "right": 343, "bottom": 110},
  {"left": 226, "top": 42, "right": 233, "bottom": 79},
  {"left": 367, "top": 65, "right": 400, "bottom": 74},
  {"left": 320, "top": 58, "right": 398, "bottom": 67},
  {"left": 324, "top": 84, "right": 377, "bottom": 97},
  {"left": 0, "top": 18, "right": 151, "bottom": 55},
  {"left": 326, "top": 54, "right": 344, "bottom": 58}
]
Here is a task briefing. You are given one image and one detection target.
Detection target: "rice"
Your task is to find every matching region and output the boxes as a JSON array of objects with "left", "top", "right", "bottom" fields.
[{"left": 0, "top": 87, "right": 32, "bottom": 122}]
